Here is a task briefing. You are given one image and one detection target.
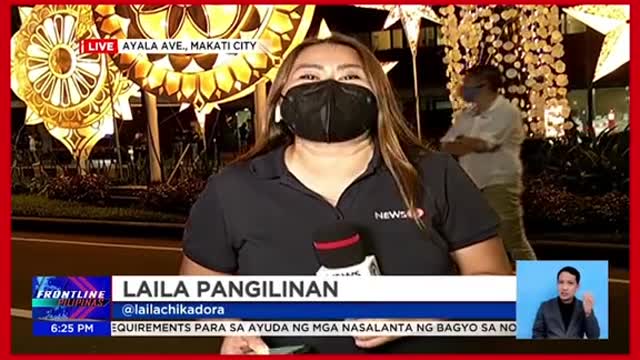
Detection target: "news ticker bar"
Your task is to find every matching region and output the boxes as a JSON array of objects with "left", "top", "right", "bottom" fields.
[
  {"left": 33, "top": 321, "right": 517, "bottom": 337},
  {"left": 110, "top": 302, "right": 514, "bottom": 320}
]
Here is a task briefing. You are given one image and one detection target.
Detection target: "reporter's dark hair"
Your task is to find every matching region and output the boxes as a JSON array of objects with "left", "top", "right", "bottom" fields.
[
  {"left": 557, "top": 266, "right": 581, "bottom": 284},
  {"left": 464, "top": 65, "right": 503, "bottom": 92}
]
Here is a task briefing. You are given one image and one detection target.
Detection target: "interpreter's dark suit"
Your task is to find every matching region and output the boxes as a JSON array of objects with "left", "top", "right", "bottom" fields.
[{"left": 532, "top": 298, "right": 600, "bottom": 339}]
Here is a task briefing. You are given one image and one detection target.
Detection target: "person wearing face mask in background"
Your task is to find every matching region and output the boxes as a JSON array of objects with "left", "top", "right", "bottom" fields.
[
  {"left": 440, "top": 65, "right": 536, "bottom": 262},
  {"left": 181, "top": 34, "right": 512, "bottom": 354}
]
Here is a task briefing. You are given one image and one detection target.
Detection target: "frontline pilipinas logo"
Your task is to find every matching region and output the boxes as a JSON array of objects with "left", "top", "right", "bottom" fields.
[
  {"left": 80, "top": 39, "right": 262, "bottom": 55},
  {"left": 32, "top": 276, "right": 111, "bottom": 321}
]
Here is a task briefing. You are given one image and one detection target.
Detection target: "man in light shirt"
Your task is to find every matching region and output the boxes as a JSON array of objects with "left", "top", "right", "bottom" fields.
[{"left": 441, "top": 65, "right": 536, "bottom": 261}]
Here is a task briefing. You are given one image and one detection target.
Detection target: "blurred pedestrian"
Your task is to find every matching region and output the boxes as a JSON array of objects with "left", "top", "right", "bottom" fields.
[
  {"left": 28, "top": 134, "right": 39, "bottom": 165},
  {"left": 239, "top": 122, "right": 248, "bottom": 151},
  {"left": 440, "top": 65, "right": 536, "bottom": 261}
]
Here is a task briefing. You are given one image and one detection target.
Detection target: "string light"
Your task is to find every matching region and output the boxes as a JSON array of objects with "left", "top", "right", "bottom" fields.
[{"left": 439, "top": 5, "right": 570, "bottom": 137}]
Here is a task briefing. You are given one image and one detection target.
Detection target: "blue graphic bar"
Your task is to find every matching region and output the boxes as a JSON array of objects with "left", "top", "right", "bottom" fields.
[
  {"left": 112, "top": 302, "right": 515, "bottom": 320},
  {"left": 33, "top": 321, "right": 111, "bottom": 336}
]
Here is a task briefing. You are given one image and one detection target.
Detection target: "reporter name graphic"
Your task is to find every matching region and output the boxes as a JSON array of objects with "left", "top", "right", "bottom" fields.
[
  {"left": 80, "top": 39, "right": 261, "bottom": 55},
  {"left": 111, "top": 276, "right": 516, "bottom": 302}
]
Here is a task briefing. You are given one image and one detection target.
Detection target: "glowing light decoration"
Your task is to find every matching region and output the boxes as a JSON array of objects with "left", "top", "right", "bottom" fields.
[
  {"left": 18, "top": 6, "right": 32, "bottom": 22},
  {"left": 355, "top": 5, "right": 440, "bottom": 140},
  {"left": 11, "top": 5, "right": 138, "bottom": 164},
  {"left": 355, "top": 5, "right": 440, "bottom": 55},
  {"left": 92, "top": 5, "right": 316, "bottom": 122},
  {"left": 15, "top": 6, "right": 41, "bottom": 126},
  {"left": 563, "top": 5, "right": 629, "bottom": 82},
  {"left": 318, "top": 19, "right": 332, "bottom": 40},
  {"left": 315, "top": 18, "right": 399, "bottom": 74},
  {"left": 439, "top": 5, "right": 570, "bottom": 137},
  {"left": 380, "top": 61, "right": 399, "bottom": 74},
  {"left": 544, "top": 104, "right": 567, "bottom": 138}
]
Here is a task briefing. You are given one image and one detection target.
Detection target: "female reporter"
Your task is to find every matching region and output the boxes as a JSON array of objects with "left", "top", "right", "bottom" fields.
[{"left": 180, "top": 34, "right": 512, "bottom": 354}]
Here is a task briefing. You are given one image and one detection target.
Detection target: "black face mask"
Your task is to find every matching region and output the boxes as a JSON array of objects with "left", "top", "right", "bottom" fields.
[{"left": 279, "top": 80, "right": 378, "bottom": 143}]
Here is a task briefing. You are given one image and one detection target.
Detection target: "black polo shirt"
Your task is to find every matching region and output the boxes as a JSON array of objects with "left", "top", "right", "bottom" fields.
[{"left": 183, "top": 145, "right": 499, "bottom": 353}]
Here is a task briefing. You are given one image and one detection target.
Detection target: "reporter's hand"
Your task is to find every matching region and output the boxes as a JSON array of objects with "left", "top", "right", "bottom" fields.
[
  {"left": 354, "top": 335, "right": 399, "bottom": 349},
  {"left": 352, "top": 318, "right": 441, "bottom": 348},
  {"left": 220, "top": 336, "right": 269, "bottom": 355},
  {"left": 351, "top": 319, "right": 402, "bottom": 349}
]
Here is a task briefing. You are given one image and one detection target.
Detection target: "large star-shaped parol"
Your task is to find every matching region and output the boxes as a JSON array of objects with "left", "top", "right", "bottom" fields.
[
  {"left": 355, "top": 5, "right": 441, "bottom": 55},
  {"left": 563, "top": 5, "right": 629, "bottom": 82},
  {"left": 317, "top": 18, "right": 398, "bottom": 74}
]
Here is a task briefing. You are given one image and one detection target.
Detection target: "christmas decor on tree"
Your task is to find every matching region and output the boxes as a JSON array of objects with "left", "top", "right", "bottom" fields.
[{"left": 439, "top": 5, "right": 570, "bottom": 137}]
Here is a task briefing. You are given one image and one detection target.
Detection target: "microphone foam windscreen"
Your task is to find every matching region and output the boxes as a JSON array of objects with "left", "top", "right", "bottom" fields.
[{"left": 312, "top": 221, "right": 365, "bottom": 269}]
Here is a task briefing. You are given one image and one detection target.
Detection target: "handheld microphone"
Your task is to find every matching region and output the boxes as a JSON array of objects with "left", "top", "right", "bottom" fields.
[{"left": 312, "top": 221, "right": 381, "bottom": 276}]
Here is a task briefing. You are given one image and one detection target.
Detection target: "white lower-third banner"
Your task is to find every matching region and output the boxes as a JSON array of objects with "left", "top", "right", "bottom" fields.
[{"left": 111, "top": 320, "right": 516, "bottom": 337}]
